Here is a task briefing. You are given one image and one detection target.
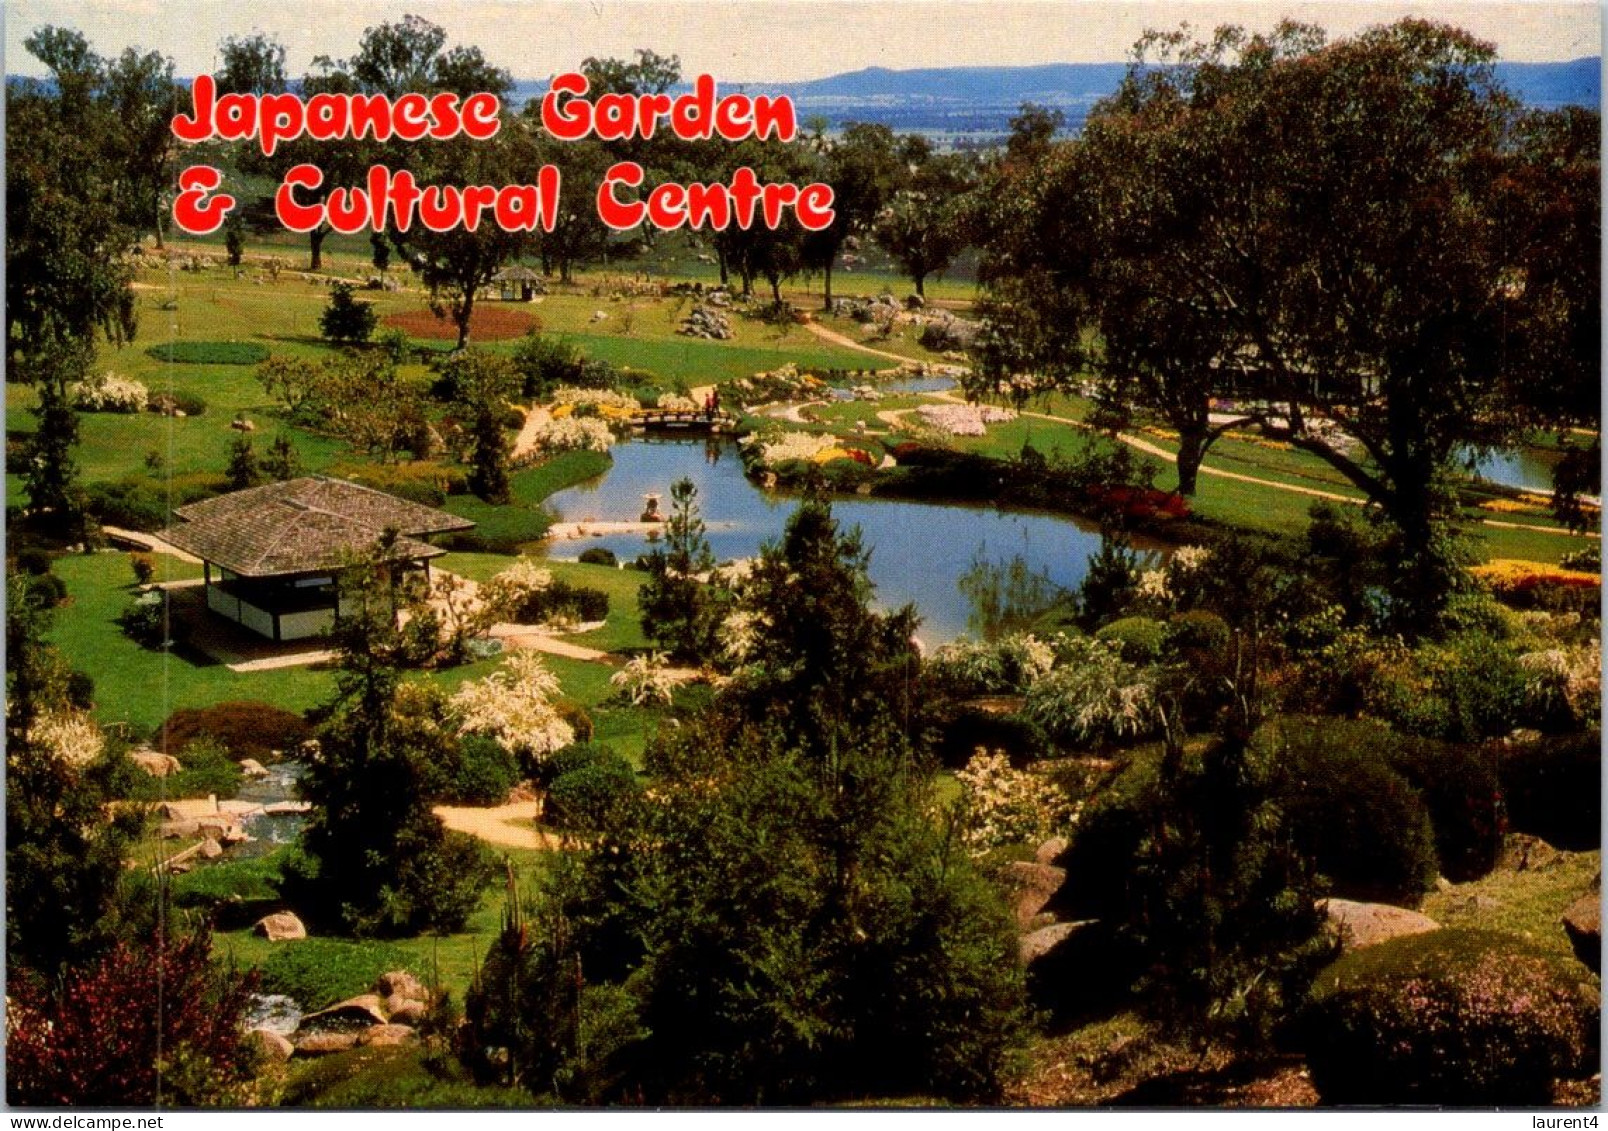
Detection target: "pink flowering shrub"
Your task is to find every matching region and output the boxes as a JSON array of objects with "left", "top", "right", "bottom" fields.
[{"left": 1303, "top": 928, "right": 1600, "bottom": 1104}]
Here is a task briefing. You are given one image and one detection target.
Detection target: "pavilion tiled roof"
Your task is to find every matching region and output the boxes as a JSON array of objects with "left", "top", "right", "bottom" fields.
[{"left": 161, "top": 476, "right": 474, "bottom": 578}]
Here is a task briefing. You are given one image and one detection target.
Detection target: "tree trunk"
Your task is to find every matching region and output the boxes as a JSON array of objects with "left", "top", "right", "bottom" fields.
[
  {"left": 309, "top": 226, "right": 327, "bottom": 272},
  {"left": 1175, "top": 428, "right": 1205, "bottom": 496},
  {"left": 914, "top": 273, "right": 926, "bottom": 298},
  {"left": 822, "top": 262, "right": 834, "bottom": 311},
  {"left": 716, "top": 250, "right": 729, "bottom": 287},
  {"left": 456, "top": 290, "right": 475, "bottom": 349}
]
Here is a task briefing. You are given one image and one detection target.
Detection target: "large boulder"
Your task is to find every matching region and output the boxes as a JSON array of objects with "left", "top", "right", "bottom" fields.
[
  {"left": 1499, "top": 832, "right": 1568, "bottom": 874},
  {"left": 387, "top": 999, "right": 429, "bottom": 1026},
  {"left": 130, "top": 749, "right": 182, "bottom": 777},
  {"left": 357, "top": 1024, "right": 417, "bottom": 1048},
  {"left": 294, "top": 1032, "right": 358, "bottom": 1057},
  {"left": 1019, "top": 920, "right": 1090, "bottom": 965},
  {"left": 301, "top": 994, "right": 388, "bottom": 1031},
  {"left": 1303, "top": 928, "right": 1601, "bottom": 1105},
  {"left": 1035, "top": 836, "right": 1069, "bottom": 866},
  {"left": 1320, "top": 898, "right": 1441, "bottom": 953},
  {"left": 375, "top": 970, "right": 428, "bottom": 1002},
  {"left": 1563, "top": 892, "right": 1601, "bottom": 974},
  {"left": 1003, "top": 861, "right": 1066, "bottom": 929},
  {"left": 252, "top": 912, "right": 307, "bottom": 942},
  {"left": 246, "top": 1028, "right": 294, "bottom": 1064}
]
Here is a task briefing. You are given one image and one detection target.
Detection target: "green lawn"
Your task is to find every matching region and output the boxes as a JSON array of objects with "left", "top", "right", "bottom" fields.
[
  {"left": 212, "top": 844, "right": 558, "bottom": 1007},
  {"left": 48, "top": 552, "right": 336, "bottom": 737}
]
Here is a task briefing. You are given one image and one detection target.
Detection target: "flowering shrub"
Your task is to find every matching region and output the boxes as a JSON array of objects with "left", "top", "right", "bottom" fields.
[
  {"left": 720, "top": 608, "right": 767, "bottom": 666},
  {"left": 525, "top": 413, "right": 614, "bottom": 454},
  {"left": 478, "top": 557, "right": 554, "bottom": 621},
  {"left": 742, "top": 429, "right": 837, "bottom": 467},
  {"left": 926, "top": 634, "right": 1056, "bottom": 697},
  {"left": 955, "top": 749, "right": 1076, "bottom": 854},
  {"left": 1517, "top": 640, "right": 1601, "bottom": 725},
  {"left": 449, "top": 650, "right": 574, "bottom": 763},
  {"left": 1024, "top": 636, "right": 1158, "bottom": 746},
  {"left": 1304, "top": 929, "right": 1601, "bottom": 1104},
  {"left": 6, "top": 926, "right": 260, "bottom": 1106},
  {"left": 915, "top": 403, "right": 1015, "bottom": 437},
  {"left": 1471, "top": 558, "right": 1600, "bottom": 610},
  {"left": 656, "top": 393, "right": 700, "bottom": 412},
  {"left": 30, "top": 710, "right": 104, "bottom": 767},
  {"left": 552, "top": 387, "right": 640, "bottom": 412},
  {"left": 610, "top": 651, "right": 676, "bottom": 706},
  {"left": 71, "top": 372, "right": 148, "bottom": 413}
]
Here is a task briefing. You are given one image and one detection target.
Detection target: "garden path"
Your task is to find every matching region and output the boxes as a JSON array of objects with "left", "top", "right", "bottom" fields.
[
  {"left": 432, "top": 801, "right": 562, "bottom": 850},
  {"left": 799, "top": 317, "right": 912, "bottom": 364}
]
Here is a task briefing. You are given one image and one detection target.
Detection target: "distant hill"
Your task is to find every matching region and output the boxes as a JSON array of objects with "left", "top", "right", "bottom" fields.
[{"left": 508, "top": 57, "right": 1599, "bottom": 139}]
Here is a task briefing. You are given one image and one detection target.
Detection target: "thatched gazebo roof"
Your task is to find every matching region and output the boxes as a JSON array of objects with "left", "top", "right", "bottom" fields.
[{"left": 160, "top": 476, "right": 473, "bottom": 577}]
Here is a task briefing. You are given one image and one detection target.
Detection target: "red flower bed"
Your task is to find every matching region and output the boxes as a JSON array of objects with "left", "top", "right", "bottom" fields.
[{"left": 1087, "top": 485, "right": 1191, "bottom": 520}]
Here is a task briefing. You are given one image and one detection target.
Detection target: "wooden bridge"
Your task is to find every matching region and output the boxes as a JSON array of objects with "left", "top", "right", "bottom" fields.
[{"left": 630, "top": 409, "right": 741, "bottom": 434}]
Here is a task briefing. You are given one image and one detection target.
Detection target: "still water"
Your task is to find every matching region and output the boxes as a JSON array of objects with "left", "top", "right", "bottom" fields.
[
  {"left": 537, "top": 438, "right": 1131, "bottom": 645},
  {"left": 1463, "top": 446, "right": 1563, "bottom": 493}
]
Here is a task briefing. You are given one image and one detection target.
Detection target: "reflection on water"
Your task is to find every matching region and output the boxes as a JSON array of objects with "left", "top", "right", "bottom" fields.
[
  {"left": 541, "top": 438, "right": 1131, "bottom": 644},
  {"left": 1462, "top": 445, "right": 1562, "bottom": 493}
]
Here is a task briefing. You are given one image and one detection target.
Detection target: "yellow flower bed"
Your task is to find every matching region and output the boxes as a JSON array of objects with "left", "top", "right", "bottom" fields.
[
  {"left": 1471, "top": 559, "right": 1601, "bottom": 588},
  {"left": 811, "top": 447, "right": 854, "bottom": 464},
  {"left": 550, "top": 404, "right": 574, "bottom": 419},
  {"left": 1479, "top": 498, "right": 1541, "bottom": 515}
]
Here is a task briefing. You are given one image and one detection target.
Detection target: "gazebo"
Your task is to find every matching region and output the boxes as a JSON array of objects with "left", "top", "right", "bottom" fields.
[
  {"left": 491, "top": 265, "right": 545, "bottom": 302},
  {"left": 159, "top": 476, "right": 474, "bottom": 642}
]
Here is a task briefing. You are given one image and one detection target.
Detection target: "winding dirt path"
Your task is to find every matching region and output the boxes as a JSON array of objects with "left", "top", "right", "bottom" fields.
[
  {"left": 799, "top": 318, "right": 914, "bottom": 365},
  {"left": 432, "top": 801, "right": 563, "bottom": 850}
]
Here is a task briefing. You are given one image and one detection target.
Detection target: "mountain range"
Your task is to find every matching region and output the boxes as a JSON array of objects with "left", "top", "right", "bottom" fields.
[{"left": 509, "top": 58, "right": 1600, "bottom": 137}]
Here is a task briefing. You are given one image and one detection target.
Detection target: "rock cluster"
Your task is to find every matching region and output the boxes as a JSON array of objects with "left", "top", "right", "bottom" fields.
[
  {"left": 251, "top": 969, "right": 437, "bottom": 1060},
  {"left": 678, "top": 303, "right": 733, "bottom": 340}
]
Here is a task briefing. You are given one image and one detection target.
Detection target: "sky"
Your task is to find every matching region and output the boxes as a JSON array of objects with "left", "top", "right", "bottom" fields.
[{"left": 4, "top": 0, "right": 1600, "bottom": 83}]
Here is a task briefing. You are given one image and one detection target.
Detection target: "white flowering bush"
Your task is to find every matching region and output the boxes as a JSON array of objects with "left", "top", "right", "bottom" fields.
[
  {"left": 656, "top": 393, "right": 700, "bottom": 412},
  {"left": 1518, "top": 640, "right": 1601, "bottom": 724},
  {"left": 926, "top": 633, "right": 1056, "bottom": 696},
  {"left": 71, "top": 372, "right": 148, "bottom": 413},
  {"left": 29, "top": 710, "right": 104, "bottom": 767},
  {"left": 449, "top": 650, "right": 574, "bottom": 762},
  {"left": 552, "top": 387, "right": 640, "bottom": 411},
  {"left": 955, "top": 749, "right": 1076, "bottom": 855},
  {"left": 528, "top": 414, "right": 614, "bottom": 454},
  {"left": 915, "top": 403, "right": 1015, "bottom": 437},
  {"left": 610, "top": 651, "right": 676, "bottom": 706},
  {"left": 1134, "top": 545, "right": 1211, "bottom": 612},
  {"left": 478, "top": 558, "right": 553, "bottom": 622},
  {"left": 741, "top": 430, "right": 836, "bottom": 467},
  {"left": 1025, "top": 636, "right": 1159, "bottom": 745},
  {"left": 720, "top": 607, "right": 768, "bottom": 665}
]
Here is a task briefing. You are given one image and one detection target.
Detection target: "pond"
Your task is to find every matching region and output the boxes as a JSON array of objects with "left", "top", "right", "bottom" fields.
[
  {"left": 538, "top": 438, "right": 1145, "bottom": 645},
  {"left": 1461, "top": 445, "right": 1563, "bottom": 494}
]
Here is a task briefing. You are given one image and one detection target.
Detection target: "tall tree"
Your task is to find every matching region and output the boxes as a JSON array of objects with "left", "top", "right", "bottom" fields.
[
  {"left": 283, "top": 538, "right": 497, "bottom": 936},
  {"left": 101, "top": 47, "right": 183, "bottom": 248},
  {"left": 470, "top": 498, "right": 1026, "bottom": 1104},
  {"left": 977, "top": 20, "right": 1597, "bottom": 627},
  {"left": 6, "top": 570, "right": 143, "bottom": 982},
  {"left": 7, "top": 30, "right": 138, "bottom": 356},
  {"left": 873, "top": 143, "right": 975, "bottom": 297},
  {"left": 215, "top": 32, "right": 287, "bottom": 95},
  {"left": 803, "top": 123, "right": 901, "bottom": 309}
]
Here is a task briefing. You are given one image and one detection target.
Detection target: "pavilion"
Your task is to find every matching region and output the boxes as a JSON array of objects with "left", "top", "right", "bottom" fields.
[{"left": 159, "top": 476, "right": 474, "bottom": 642}]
